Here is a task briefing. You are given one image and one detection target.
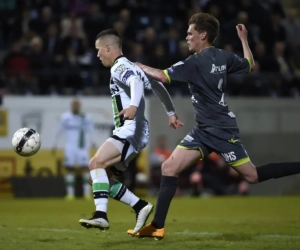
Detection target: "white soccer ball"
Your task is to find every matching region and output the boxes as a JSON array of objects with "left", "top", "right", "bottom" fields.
[{"left": 12, "top": 128, "right": 41, "bottom": 157}]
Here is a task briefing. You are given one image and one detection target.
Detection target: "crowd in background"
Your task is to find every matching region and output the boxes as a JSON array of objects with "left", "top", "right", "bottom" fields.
[{"left": 0, "top": 0, "right": 300, "bottom": 97}]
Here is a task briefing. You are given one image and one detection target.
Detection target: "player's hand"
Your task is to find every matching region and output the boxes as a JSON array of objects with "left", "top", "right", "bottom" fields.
[
  {"left": 236, "top": 24, "right": 248, "bottom": 41},
  {"left": 169, "top": 114, "right": 184, "bottom": 129},
  {"left": 118, "top": 105, "right": 137, "bottom": 120}
]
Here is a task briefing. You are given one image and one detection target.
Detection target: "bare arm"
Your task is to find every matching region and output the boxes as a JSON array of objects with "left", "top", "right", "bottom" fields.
[
  {"left": 236, "top": 24, "right": 255, "bottom": 70},
  {"left": 135, "top": 62, "right": 169, "bottom": 84}
]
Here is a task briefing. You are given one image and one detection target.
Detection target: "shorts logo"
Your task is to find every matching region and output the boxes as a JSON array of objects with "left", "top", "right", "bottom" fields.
[
  {"left": 184, "top": 135, "right": 194, "bottom": 142},
  {"left": 228, "top": 136, "right": 239, "bottom": 143},
  {"left": 221, "top": 151, "right": 236, "bottom": 162}
]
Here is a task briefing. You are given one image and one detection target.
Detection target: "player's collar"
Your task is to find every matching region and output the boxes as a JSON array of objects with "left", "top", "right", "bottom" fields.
[
  {"left": 113, "top": 55, "right": 125, "bottom": 65},
  {"left": 197, "top": 46, "right": 214, "bottom": 54}
]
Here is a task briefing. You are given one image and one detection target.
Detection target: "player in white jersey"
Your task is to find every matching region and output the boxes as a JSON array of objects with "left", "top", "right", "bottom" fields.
[
  {"left": 79, "top": 29, "right": 183, "bottom": 232},
  {"left": 52, "top": 99, "right": 96, "bottom": 200}
]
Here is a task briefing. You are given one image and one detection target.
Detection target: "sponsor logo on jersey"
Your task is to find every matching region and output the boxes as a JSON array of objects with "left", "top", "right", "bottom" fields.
[
  {"left": 210, "top": 64, "right": 226, "bottom": 74},
  {"left": 167, "top": 61, "right": 184, "bottom": 73},
  {"left": 122, "top": 70, "right": 134, "bottom": 82},
  {"left": 114, "top": 64, "right": 128, "bottom": 76},
  {"left": 172, "top": 61, "right": 184, "bottom": 67}
]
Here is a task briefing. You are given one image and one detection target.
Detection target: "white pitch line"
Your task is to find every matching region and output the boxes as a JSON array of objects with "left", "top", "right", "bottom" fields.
[{"left": 1, "top": 227, "right": 299, "bottom": 239}]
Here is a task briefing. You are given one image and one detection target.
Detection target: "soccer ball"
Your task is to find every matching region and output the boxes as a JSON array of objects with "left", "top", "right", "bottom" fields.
[{"left": 12, "top": 128, "right": 41, "bottom": 157}]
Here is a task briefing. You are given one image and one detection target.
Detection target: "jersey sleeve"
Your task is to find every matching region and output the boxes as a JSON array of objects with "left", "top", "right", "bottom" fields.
[
  {"left": 226, "top": 52, "right": 251, "bottom": 74},
  {"left": 163, "top": 56, "right": 196, "bottom": 84}
]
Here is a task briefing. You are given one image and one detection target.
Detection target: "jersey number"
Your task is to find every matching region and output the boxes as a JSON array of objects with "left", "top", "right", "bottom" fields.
[{"left": 218, "top": 79, "right": 226, "bottom": 107}]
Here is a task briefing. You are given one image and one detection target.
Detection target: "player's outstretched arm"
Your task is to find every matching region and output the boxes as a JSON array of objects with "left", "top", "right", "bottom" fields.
[
  {"left": 135, "top": 62, "right": 169, "bottom": 84},
  {"left": 236, "top": 24, "right": 255, "bottom": 70}
]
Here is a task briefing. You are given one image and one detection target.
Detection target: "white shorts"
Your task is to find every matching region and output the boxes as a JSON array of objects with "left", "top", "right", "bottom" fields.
[
  {"left": 108, "top": 121, "right": 149, "bottom": 174},
  {"left": 64, "top": 147, "right": 90, "bottom": 167}
]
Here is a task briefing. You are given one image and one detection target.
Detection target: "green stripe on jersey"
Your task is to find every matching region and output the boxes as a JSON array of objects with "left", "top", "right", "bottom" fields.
[
  {"left": 112, "top": 96, "right": 121, "bottom": 128},
  {"left": 78, "top": 113, "right": 84, "bottom": 148}
]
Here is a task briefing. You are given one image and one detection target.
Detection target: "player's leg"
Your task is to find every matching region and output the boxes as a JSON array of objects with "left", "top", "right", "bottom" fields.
[
  {"left": 64, "top": 149, "right": 76, "bottom": 200},
  {"left": 128, "top": 148, "right": 202, "bottom": 238},
  {"left": 233, "top": 159, "right": 300, "bottom": 184},
  {"left": 87, "top": 166, "right": 151, "bottom": 217},
  {"left": 128, "top": 127, "right": 210, "bottom": 238},
  {"left": 106, "top": 135, "right": 153, "bottom": 233},
  {"left": 79, "top": 140, "right": 121, "bottom": 230},
  {"left": 211, "top": 128, "right": 300, "bottom": 184},
  {"left": 78, "top": 149, "right": 92, "bottom": 200}
]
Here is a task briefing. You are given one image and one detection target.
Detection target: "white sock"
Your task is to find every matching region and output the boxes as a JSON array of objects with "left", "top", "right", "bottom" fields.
[
  {"left": 109, "top": 179, "right": 139, "bottom": 207},
  {"left": 90, "top": 168, "right": 109, "bottom": 213},
  {"left": 82, "top": 172, "right": 91, "bottom": 196},
  {"left": 65, "top": 173, "right": 75, "bottom": 196}
]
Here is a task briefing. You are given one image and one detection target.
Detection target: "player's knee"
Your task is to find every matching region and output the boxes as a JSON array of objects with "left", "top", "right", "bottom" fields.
[
  {"left": 161, "top": 160, "right": 178, "bottom": 176},
  {"left": 88, "top": 157, "right": 107, "bottom": 170},
  {"left": 243, "top": 172, "right": 258, "bottom": 184}
]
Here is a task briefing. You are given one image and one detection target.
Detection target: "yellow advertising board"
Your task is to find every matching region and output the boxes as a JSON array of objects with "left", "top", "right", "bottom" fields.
[
  {"left": 0, "top": 109, "right": 8, "bottom": 136},
  {"left": 0, "top": 149, "right": 96, "bottom": 195}
]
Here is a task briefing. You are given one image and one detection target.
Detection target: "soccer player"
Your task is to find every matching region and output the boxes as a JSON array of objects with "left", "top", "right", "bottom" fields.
[
  {"left": 78, "top": 29, "right": 183, "bottom": 233},
  {"left": 52, "top": 99, "right": 96, "bottom": 200},
  {"left": 127, "top": 13, "right": 300, "bottom": 239}
]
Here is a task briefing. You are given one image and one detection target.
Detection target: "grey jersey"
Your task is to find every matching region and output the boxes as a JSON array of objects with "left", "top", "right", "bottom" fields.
[{"left": 164, "top": 47, "right": 250, "bottom": 128}]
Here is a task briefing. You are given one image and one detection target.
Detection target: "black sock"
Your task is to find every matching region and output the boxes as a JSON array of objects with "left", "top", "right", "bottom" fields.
[
  {"left": 151, "top": 176, "right": 178, "bottom": 229},
  {"left": 132, "top": 199, "right": 148, "bottom": 214},
  {"left": 94, "top": 211, "right": 108, "bottom": 221},
  {"left": 257, "top": 162, "right": 300, "bottom": 183}
]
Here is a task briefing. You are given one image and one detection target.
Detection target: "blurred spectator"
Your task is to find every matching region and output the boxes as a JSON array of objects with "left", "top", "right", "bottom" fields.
[
  {"left": 0, "top": 0, "right": 298, "bottom": 97},
  {"left": 60, "top": 11, "right": 85, "bottom": 39},
  {"left": 62, "top": 47, "right": 83, "bottom": 94},
  {"left": 140, "top": 27, "right": 158, "bottom": 57},
  {"left": 2, "top": 40, "right": 32, "bottom": 94},
  {"left": 148, "top": 43, "right": 172, "bottom": 69},
  {"left": 61, "top": 23, "right": 85, "bottom": 56},
  {"left": 150, "top": 135, "right": 172, "bottom": 189},
  {"left": 260, "top": 11, "right": 286, "bottom": 55},
  {"left": 163, "top": 27, "right": 180, "bottom": 57},
  {"left": 128, "top": 42, "right": 148, "bottom": 64},
  {"left": 189, "top": 152, "right": 249, "bottom": 197},
  {"left": 83, "top": 3, "right": 106, "bottom": 48},
  {"left": 29, "top": 36, "right": 49, "bottom": 94},
  {"left": 30, "top": 6, "right": 56, "bottom": 36}
]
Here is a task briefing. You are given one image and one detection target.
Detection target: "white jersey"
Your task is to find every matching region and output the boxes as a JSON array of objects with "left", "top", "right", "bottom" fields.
[
  {"left": 110, "top": 56, "right": 151, "bottom": 128},
  {"left": 55, "top": 112, "right": 95, "bottom": 150}
]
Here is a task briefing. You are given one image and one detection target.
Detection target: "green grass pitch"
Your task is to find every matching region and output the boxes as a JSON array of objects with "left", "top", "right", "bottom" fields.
[{"left": 0, "top": 196, "right": 300, "bottom": 250}]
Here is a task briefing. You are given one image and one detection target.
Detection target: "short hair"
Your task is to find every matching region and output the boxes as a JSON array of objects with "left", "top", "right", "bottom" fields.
[
  {"left": 188, "top": 13, "right": 219, "bottom": 44},
  {"left": 95, "top": 29, "right": 122, "bottom": 48}
]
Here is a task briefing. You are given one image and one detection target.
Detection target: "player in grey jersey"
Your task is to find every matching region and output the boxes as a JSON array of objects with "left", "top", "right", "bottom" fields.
[
  {"left": 79, "top": 29, "right": 183, "bottom": 233},
  {"left": 128, "top": 13, "right": 300, "bottom": 239}
]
